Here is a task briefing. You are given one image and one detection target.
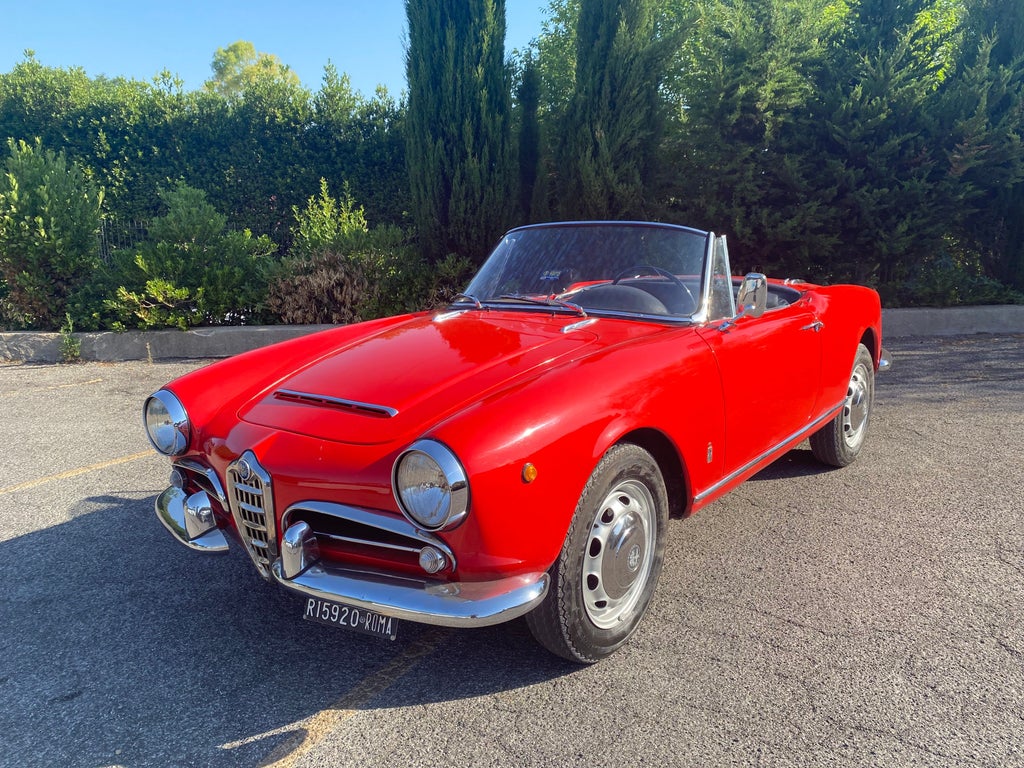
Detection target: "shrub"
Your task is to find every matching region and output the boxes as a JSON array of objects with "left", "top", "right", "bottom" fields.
[
  {"left": 0, "top": 138, "right": 103, "bottom": 330},
  {"left": 271, "top": 181, "right": 415, "bottom": 323},
  {"left": 59, "top": 313, "right": 81, "bottom": 363},
  {"left": 290, "top": 178, "right": 370, "bottom": 258},
  {"left": 269, "top": 179, "right": 478, "bottom": 324},
  {"left": 266, "top": 249, "right": 371, "bottom": 324},
  {"left": 880, "top": 242, "right": 1024, "bottom": 308},
  {"left": 103, "top": 183, "right": 277, "bottom": 330}
]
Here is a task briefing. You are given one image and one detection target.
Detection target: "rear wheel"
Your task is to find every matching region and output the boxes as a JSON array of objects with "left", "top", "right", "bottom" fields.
[
  {"left": 526, "top": 443, "right": 668, "bottom": 663},
  {"left": 810, "top": 343, "right": 875, "bottom": 467}
]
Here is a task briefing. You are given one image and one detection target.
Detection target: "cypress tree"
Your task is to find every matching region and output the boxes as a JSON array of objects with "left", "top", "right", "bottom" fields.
[
  {"left": 955, "top": 0, "right": 1024, "bottom": 291},
  {"left": 405, "top": 0, "right": 515, "bottom": 263},
  {"left": 516, "top": 53, "right": 541, "bottom": 221},
  {"left": 554, "top": 0, "right": 671, "bottom": 220}
]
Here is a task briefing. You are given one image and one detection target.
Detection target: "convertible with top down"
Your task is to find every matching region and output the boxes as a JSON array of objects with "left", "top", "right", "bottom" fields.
[{"left": 145, "top": 220, "right": 889, "bottom": 662}]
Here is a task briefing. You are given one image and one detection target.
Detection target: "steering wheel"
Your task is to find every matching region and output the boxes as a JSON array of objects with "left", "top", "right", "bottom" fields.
[{"left": 612, "top": 265, "right": 696, "bottom": 310}]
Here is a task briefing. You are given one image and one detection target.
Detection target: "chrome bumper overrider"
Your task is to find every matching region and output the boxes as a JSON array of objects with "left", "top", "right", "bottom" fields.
[
  {"left": 157, "top": 486, "right": 230, "bottom": 552},
  {"left": 155, "top": 489, "right": 550, "bottom": 628},
  {"left": 879, "top": 347, "right": 892, "bottom": 372}
]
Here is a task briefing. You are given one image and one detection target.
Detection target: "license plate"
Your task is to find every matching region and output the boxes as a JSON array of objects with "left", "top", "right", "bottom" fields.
[{"left": 302, "top": 597, "right": 398, "bottom": 640}]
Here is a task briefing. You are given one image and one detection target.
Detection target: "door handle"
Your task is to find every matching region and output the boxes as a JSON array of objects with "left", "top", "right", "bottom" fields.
[{"left": 800, "top": 321, "right": 824, "bottom": 332}]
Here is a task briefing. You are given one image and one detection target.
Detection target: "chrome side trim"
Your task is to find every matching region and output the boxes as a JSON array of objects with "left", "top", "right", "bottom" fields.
[
  {"left": 562, "top": 318, "right": 598, "bottom": 334},
  {"left": 282, "top": 501, "right": 457, "bottom": 572},
  {"left": 694, "top": 401, "right": 844, "bottom": 503},
  {"left": 272, "top": 539, "right": 549, "bottom": 629},
  {"left": 274, "top": 389, "right": 398, "bottom": 418},
  {"left": 156, "top": 486, "right": 229, "bottom": 553}
]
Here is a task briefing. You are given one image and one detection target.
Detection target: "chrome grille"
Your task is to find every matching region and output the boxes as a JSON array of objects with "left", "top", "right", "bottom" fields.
[
  {"left": 227, "top": 451, "right": 277, "bottom": 579},
  {"left": 283, "top": 501, "right": 456, "bottom": 574}
]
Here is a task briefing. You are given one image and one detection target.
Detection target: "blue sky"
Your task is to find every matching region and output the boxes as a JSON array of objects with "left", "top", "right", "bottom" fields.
[{"left": 2, "top": 1, "right": 549, "bottom": 97}]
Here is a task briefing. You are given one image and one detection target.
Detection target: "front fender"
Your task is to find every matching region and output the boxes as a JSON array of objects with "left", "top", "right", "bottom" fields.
[{"left": 432, "top": 328, "right": 723, "bottom": 576}]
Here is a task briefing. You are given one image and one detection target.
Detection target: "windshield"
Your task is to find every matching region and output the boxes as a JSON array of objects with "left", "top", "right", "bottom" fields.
[{"left": 461, "top": 222, "right": 710, "bottom": 320}]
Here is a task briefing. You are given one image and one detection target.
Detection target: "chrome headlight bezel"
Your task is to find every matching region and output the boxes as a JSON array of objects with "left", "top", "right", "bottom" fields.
[
  {"left": 144, "top": 390, "right": 190, "bottom": 456},
  {"left": 392, "top": 439, "right": 470, "bottom": 531}
]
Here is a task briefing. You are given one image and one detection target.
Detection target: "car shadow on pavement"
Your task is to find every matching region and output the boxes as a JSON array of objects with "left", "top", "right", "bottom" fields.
[
  {"left": 747, "top": 446, "right": 830, "bottom": 481},
  {"left": 0, "top": 492, "right": 575, "bottom": 768}
]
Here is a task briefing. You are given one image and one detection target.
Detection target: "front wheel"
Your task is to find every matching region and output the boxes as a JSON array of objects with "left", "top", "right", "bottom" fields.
[
  {"left": 810, "top": 343, "right": 875, "bottom": 467},
  {"left": 526, "top": 443, "right": 668, "bottom": 663}
]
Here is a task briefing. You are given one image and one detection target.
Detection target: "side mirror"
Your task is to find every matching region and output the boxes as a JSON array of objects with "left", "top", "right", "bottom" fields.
[{"left": 735, "top": 273, "right": 767, "bottom": 319}]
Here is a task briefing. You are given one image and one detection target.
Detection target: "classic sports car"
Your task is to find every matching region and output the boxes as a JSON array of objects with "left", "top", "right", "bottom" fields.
[{"left": 145, "top": 221, "right": 889, "bottom": 663}]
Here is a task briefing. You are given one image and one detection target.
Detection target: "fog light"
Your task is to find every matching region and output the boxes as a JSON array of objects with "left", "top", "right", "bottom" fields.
[
  {"left": 419, "top": 546, "right": 447, "bottom": 574},
  {"left": 169, "top": 468, "right": 186, "bottom": 489}
]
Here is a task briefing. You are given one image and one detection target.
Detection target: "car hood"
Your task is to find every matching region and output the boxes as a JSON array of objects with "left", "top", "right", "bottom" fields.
[{"left": 238, "top": 311, "right": 604, "bottom": 445}]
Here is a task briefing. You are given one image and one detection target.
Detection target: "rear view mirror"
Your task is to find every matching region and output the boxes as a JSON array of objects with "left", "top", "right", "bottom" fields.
[{"left": 735, "top": 273, "right": 767, "bottom": 319}]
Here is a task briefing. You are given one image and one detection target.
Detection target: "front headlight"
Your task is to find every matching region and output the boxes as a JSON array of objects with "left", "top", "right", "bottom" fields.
[
  {"left": 392, "top": 439, "right": 469, "bottom": 530},
  {"left": 144, "top": 390, "right": 190, "bottom": 456}
]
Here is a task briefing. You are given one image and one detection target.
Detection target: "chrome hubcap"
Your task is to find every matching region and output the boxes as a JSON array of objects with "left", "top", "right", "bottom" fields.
[
  {"left": 842, "top": 363, "right": 870, "bottom": 448},
  {"left": 582, "top": 479, "right": 655, "bottom": 629}
]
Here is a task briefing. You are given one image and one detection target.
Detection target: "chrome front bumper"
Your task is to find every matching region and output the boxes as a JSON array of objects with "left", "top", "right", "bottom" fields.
[{"left": 155, "top": 487, "right": 550, "bottom": 629}]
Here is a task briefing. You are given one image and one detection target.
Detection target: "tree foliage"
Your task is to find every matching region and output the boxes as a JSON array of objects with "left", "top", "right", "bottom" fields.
[
  {"left": 405, "top": 0, "right": 516, "bottom": 263},
  {"left": 268, "top": 179, "right": 458, "bottom": 323},
  {"left": 205, "top": 41, "right": 302, "bottom": 100},
  {"left": 105, "top": 183, "right": 277, "bottom": 329},
  {"left": 0, "top": 47, "right": 406, "bottom": 242},
  {"left": 553, "top": 0, "right": 680, "bottom": 219},
  {"left": 3, "top": 6, "right": 1024, "bottom": 321},
  {"left": 955, "top": 0, "right": 1024, "bottom": 291},
  {"left": 0, "top": 137, "right": 103, "bottom": 328},
  {"left": 516, "top": 53, "right": 542, "bottom": 220}
]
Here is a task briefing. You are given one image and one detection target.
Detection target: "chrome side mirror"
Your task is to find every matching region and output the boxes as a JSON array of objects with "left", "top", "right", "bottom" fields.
[{"left": 735, "top": 273, "right": 767, "bottom": 319}]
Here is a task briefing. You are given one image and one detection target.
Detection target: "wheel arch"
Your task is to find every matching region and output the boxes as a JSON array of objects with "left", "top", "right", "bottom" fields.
[
  {"left": 616, "top": 427, "right": 690, "bottom": 519},
  {"left": 859, "top": 326, "right": 880, "bottom": 368}
]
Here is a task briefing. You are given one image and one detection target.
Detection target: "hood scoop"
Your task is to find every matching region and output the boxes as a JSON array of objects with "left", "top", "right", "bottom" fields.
[{"left": 273, "top": 389, "right": 398, "bottom": 418}]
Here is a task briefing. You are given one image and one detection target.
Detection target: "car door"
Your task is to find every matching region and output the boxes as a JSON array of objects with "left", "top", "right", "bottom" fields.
[{"left": 697, "top": 294, "right": 823, "bottom": 480}]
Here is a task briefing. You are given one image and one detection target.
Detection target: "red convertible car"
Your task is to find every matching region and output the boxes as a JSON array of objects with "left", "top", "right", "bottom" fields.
[{"left": 145, "top": 221, "right": 888, "bottom": 662}]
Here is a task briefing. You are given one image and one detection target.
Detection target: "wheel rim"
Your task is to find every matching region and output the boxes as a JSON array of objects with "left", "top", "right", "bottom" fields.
[
  {"left": 842, "top": 361, "right": 871, "bottom": 449},
  {"left": 581, "top": 479, "right": 656, "bottom": 629}
]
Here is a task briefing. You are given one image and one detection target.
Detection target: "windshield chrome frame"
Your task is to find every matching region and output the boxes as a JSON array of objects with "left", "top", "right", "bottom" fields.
[{"left": 689, "top": 230, "right": 717, "bottom": 325}]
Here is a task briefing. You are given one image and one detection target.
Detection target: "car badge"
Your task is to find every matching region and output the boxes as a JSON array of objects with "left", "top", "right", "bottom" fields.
[{"left": 627, "top": 544, "right": 642, "bottom": 572}]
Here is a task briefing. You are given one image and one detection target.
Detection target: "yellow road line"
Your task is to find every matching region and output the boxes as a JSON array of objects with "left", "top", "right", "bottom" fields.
[
  {"left": 0, "top": 450, "right": 154, "bottom": 496},
  {"left": 0, "top": 377, "right": 104, "bottom": 397},
  {"left": 256, "top": 627, "right": 450, "bottom": 767}
]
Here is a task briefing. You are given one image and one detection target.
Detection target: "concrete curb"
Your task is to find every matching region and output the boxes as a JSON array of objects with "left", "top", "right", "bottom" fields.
[
  {"left": 0, "top": 324, "right": 333, "bottom": 363},
  {"left": 2, "top": 307, "right": 1022, "bottom": 364},
  {"left": 882, "top": 305, "right": 1024, "bottom": 340}
]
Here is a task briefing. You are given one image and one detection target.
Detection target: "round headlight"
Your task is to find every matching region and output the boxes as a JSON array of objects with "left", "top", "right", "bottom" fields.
[
  {"left": 144, "top": 390, "right": 190, "bottom": 456},
  {"left": 392, "top": 440, "right": 469, "bottom": 530}
]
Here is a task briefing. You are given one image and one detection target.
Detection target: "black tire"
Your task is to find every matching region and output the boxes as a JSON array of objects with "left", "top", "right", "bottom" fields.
[
  {"left": 526, "top": 443, "right": 668, "bottom": 663},
  {"left": 810, "top": 343, "right": 875, "bottom": 467}
]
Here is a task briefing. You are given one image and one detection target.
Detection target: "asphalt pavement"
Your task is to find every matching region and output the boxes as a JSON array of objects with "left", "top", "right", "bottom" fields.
[{"left": 0, "top": 335, "right": 1021, "bottom": 767}]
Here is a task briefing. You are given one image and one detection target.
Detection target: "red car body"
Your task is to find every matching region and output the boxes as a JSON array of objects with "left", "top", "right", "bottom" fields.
[{"left": 146, "top": 221, "right": 887, "bottom": 662}]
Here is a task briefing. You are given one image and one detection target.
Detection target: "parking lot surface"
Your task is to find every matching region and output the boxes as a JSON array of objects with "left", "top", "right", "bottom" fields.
[{"left": 1, "top": 335, "right": 1022, "bottom": 767}]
